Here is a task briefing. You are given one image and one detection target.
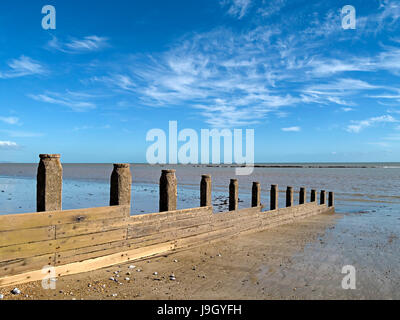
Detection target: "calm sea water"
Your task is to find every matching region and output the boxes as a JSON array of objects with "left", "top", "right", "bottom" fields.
[{"left": 0, "top": 163, "right": 399, "bottom": 215}]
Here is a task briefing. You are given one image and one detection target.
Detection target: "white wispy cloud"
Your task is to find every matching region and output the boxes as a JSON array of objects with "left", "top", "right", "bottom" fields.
[
  {"left": 367, "top": 141, "right": 391, "bottom": 148},
  {"left": 0, "top": 140, "right": 18, "bottom": 148},
  {"left": 1, "top": 130, "right": 43, "bottom": 138},
  {"left": 220, "top": 0, "right": 252, "bottom": 19},
  {"left": 88, "top": 27, "right": 302, "bottom": 127},
  {"left": 346, "top": 115, "right": 398, "bottom": 133},
  {"left": 302, "top": 79, "right": 380, "bottom": 106},
  {"left": 309, "top": 58, "right": 375, "bottom": 76},
  {"left": 0, "top": 141, "right": 18, "bottom": 149},
  {"left": 89, "top": 74, "right": 136, "bottom": 92},
  {"left": 281, "top": 126, "right": 301, "bottom": 132},
  {"left": 0, "top": 56, "right": 46, "bottom": 79},
  {"left": 341, "top": 107, "right": 354, "bottom": 112},
  {"left": 28, "top": 91, "right": 96, "bottom": 111},
  {"left": 0, "top": 116, "right": 19, "bottom": 125},
  {"left": 257, "top": 0, "right": 286, "bottom": 18},
  {"left": 72, "top": 124, "right": 111, "bottom": 132},
  {"left": 47, "top": 35, "right": 109, "bottom": 53},
  {"left": 76, "top": 1, "right": 400, "bottom": 129}
]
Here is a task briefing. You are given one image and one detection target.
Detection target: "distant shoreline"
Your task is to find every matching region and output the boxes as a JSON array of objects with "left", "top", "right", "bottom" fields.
[{"left": 1, "top": 162, "right": 400, "bottom": 169}]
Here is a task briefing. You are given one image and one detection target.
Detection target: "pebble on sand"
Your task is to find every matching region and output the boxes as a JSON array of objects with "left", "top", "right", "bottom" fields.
[
  {"left": 169, "top": 274, "right": 176, "bottom": 281},
  {"left": 11, "top": 288, "right": 21, "bottom": 295},
  {"left": 129, "top": 265, "right": 136, "bottom": 269}
]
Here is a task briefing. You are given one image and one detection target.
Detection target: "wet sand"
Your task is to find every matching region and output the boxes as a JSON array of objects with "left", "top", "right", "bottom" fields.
[{"left": 1, "top": 211, "right": 399, "bottom": 300}]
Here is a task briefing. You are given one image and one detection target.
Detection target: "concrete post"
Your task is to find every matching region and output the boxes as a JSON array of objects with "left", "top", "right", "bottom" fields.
[
  {"left": 299, "top": 187, "right": 306, "bottom": 205},
  {"left": 200, "top": 174, "right": 212, "bottom": 207},
  {"left": 328, "top": 192, "right": 335, "bottom": 207},
  {"left": 311, "top": 189, "right": 317, "bottom": 202},
  {"left": 229, "top": 179, "right": 239, "bottom": 211},
  {"left": 159, "top": 170, "right": 177, "bottom": 212},
  {"left": 252, "top": 182, "right": 261, "bottom": 207},
  {"left": 110, "top": 164, "right": 132, "bottom": 206},
  {"left": 37, "top": 154, "right": 63, "bottom": 212},
  {"left": 270, "top": 184, "right": 278, "bottom": 210},
  {"left": 320, "top": 190, "right": 326, "bottom": 205},
  {"left": 286, "top": 186, "right": 293, "bottom": 207}
]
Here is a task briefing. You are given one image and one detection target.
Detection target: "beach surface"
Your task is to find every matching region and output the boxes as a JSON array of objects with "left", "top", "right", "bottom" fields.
[{"left": 1, "top": 210, "right": 399, "bottom": 300}]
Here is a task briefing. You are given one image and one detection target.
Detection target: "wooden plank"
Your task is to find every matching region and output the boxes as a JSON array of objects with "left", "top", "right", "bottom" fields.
[
  {"left": 0, "top": 242, "right": 174, "bottom": 288},
  {"left": 127, "top": 214, "right": 212, "bottom": 239},
  {"left": 0, "top": 205, "right": 130, "bottom": 232},
  {"left": 128, "top": 207, "right": 212, "bottom": 224},
  {"left": 175, "top": 223, "right": 211, "bottom": 239},
  {"left": 56, "top": 217, "right": 128, "bottom": 239},
  {"left": 0, "top": 226, "right": 55, "bottom": 247},
  {"left": 56, "top": 243, "right": 132, "bottom": 265},
  {"left": 0, "top": 229, "right": 127, "bottom": 263},
  {"left": 175, "top": 225, "right": 238, "bottom": 249},
  {"left": 0, "top": 254, "right": 55, "bottom": 277}
]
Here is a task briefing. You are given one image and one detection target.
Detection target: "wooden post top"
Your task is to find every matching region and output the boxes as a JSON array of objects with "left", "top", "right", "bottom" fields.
[{"left": 39, "top": 154, "right": 60, "bottom": 159}]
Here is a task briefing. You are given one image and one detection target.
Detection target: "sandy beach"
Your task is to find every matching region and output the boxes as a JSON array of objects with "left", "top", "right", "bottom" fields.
[{"left": 1, "top": 210, "right": 398, "bottom": 300}]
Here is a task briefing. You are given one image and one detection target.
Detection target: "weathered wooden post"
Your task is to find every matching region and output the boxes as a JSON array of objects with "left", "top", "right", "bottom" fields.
[
  {"left": 299, "top": 187, "right": 306, "bottom": 205},
  {"left": 252, "top": 182, "right": 261, "bottom": 207},
  {"left": 160, "top": 169, "right": 177, "bottom": 212},
  {"left": 286, "top": 186, "right": 293, "bottom": 207},
  {"left": 328, "top": 192, "right": 334, "bottom": 207},
  {"left": 110, "top": 164, "right": 132, "bottom": 206},
  {"left": 37, "top": 154, "right": 63, "bottom": 212},
  {"left": 320, "top": 190, "right": 326, "bottom": 205},
  {"left": 229, "top": 179, "right": 239, "bottom": 211},
  {"left": 200, "top": 174, "right": 212, "bottom": 207},
  {"left": 311, "top": 189, "right": 317, "bottom": 202},
  {"left": 270, "top": 184, "right": 278, "bottom": 210}
]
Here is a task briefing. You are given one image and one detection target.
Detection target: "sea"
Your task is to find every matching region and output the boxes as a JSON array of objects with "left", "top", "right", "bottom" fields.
[{"left": 0, "top": 163, "right": 399, "bottom": 216}]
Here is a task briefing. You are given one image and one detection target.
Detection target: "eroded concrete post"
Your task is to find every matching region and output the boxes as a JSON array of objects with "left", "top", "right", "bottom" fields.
[
  {"left": 299, "top": 187, "right": 306, "bottom": 205},
  {"left": 159, "top": 169, "right": 177, "bottom": 212},
  {"left": 110, "top": 164, "right": 132, "bottom": 206},
  {"left": 270, "top": 184, "right": 278, "bottom": 210},
  {"left": 252, "top": 182, "right": 261, "bottom": 207},
  {"left": 37, "top": 154, "right": 62, "bottom": 212},
  {"left": 328, "top": 191, "right": 335, "bottom": 207},
  {"left": 200, "top": 174, "right": 212, "bottom": 207},
  {"left": 320, "top": 190, "right": 326, "bottom": 205},
  {"left": 229, "top": 179, "right": 239, "bottom": 211},
  {"left": 286, "top": 186, "right": 293, "bottom": 207},
  {"left": 311, "top": 189, "right": 317, "bottom": 202}
]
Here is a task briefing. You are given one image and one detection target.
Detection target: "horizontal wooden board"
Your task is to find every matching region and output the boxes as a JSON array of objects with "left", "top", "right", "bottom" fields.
[
  {"left": 0, "top": 242, "right": 174, "bottom": 288},
  {"left": 0, "top": 205, "right": 130, "bottom": 232},
  {"left": 0, "top": 253, "right": 55, "bottom": 278},
  {"left": 56, "top": 243, "right": 132, "bottom": 265},
  {"left": 0, "top": 229, "right": 127, "bottom": 263},
  {"left": 127, "top": 214, "right": 212, "bottom": 239},
  {"left": 0, "top": 226, "right": 55, "bottom": 247},
  {"left": 56, "top": 217, "right": 128, "bottom": 239},
  {"left": 128, "top": 207, "right": 212, "bottom": 224}
]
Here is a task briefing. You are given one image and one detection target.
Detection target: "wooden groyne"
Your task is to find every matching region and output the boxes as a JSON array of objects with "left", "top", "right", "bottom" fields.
[{"left": 0, "top": 154, "right": 334, "bottom": 287}]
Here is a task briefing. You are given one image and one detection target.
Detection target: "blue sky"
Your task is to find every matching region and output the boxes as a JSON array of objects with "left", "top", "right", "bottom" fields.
[{"left": 1, "top": 0, "right": 400, "bottom": 163}]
